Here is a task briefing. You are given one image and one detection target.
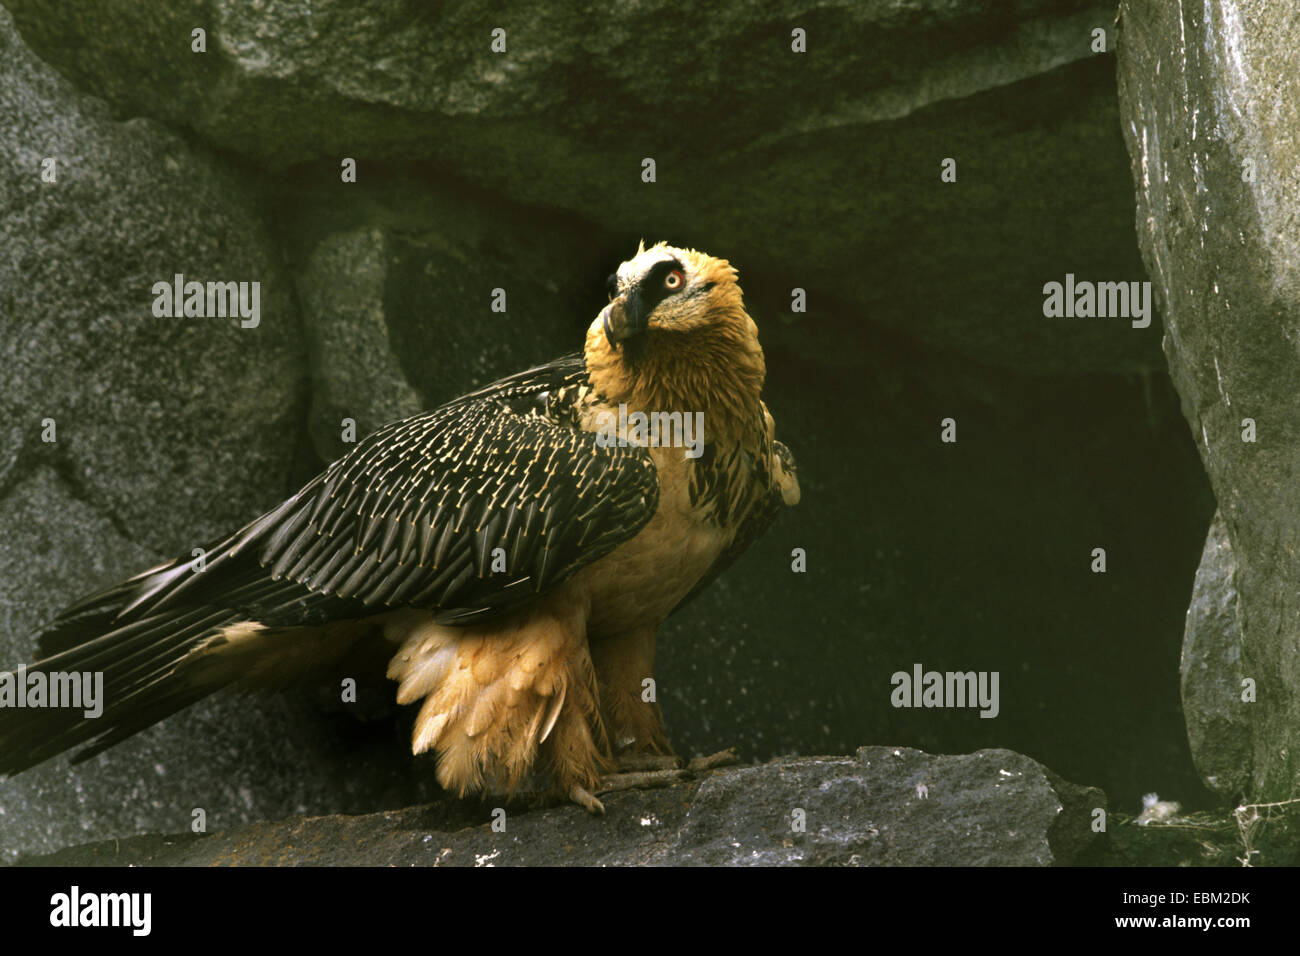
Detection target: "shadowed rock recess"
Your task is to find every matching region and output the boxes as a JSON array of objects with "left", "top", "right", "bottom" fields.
[
  {"left": 1117, "top": 1, "right": 1300, "bottom": 803},
  {"left": 1, "top": 0, "right": 1227, "bottom": 864}
]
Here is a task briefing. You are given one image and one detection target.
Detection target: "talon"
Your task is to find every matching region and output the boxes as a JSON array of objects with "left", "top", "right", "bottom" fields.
[{"left": 570, "top": 785, "right": 605, "bottom": 815}]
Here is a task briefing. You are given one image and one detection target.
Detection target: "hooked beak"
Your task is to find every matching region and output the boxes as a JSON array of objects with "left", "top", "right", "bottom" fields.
[{"left": 601, "top": 289, "right": 649, "bottom": 347}]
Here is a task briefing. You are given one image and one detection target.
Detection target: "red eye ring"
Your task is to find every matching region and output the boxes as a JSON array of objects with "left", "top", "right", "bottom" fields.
[{"left": 665, "top": 269, "right": 684, "bottom": 290}]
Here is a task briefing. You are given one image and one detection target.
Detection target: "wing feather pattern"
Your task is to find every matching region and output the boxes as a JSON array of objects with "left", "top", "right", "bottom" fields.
[
  {"left": 259, "top": 355, "right": 658, "bottom": 623},
  {"left": 47, "top": 354, "right": 658, "bottom": 647},
  {"left": 1, "top": 355, "right": 657, "bottom": 774}
]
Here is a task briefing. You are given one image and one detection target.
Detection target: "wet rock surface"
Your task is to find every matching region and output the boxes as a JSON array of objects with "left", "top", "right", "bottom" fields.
[
  {"left": 1117, "top": 0, "right": 1300, "bottom": 801},
  {"left": 18, "top": 748, "right": 1106, "bottom": 867},
  {"left": 1179, "top": 511, "right": 1251, "bottom": 800}
]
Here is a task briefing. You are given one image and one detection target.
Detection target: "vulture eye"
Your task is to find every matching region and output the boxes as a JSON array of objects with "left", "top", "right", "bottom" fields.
[
  {"left": 665, "top": 269, "right": 684, "bottom": 291},
  {"left": 606, "top": 274, "right": 619, "bottom": 299}
]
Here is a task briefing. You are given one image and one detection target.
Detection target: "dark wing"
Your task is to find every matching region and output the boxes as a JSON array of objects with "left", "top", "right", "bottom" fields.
[
  {"left": 264, "top": 353, "right": 660, "bottom": 624},
  {"left": 38, "top": 353, "right": 659, "bottom": 656},
  {"left": 2, "top": 354, "right": 659, "bottom": 773}
]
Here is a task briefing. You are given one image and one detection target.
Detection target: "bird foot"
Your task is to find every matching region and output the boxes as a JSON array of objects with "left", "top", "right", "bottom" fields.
[
  {"left": 567, "top": 763, "right": 687, "bottom": 814},
  {"left": 592, "top": 747, "right": 740, "bottom": 800},
  {"left": 686, "top": 747, "right": 739, "bottom": 772},
  {"left": 596, "top": 769, "right": 690, "bottom": 796},
  {"left": 612, "top": 753, "right": 682, "bottom": 773},
  {"left": 571, "top": 747, "right": 741, "bottom": 812},
  {"left": 612, "top": 747, "right": 740, "bottom": 774}
]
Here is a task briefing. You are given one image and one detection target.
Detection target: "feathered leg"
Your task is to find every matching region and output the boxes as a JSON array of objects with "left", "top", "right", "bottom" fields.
[
  {"left": 590, "top": 626, "right": 671, "bottom": 758},
  {"left": 385, "top": 592, "right": 611, "bottom": 810}
]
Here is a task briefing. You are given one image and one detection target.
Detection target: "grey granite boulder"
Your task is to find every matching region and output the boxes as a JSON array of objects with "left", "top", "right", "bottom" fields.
[
  {"left": 18, "top": 748, "right": 1107, "bottom": 866},
  {"left": 1117, "top": 0, "right": 1300, "bottom": 801},
  {"left": 1180, "top": 510, "right": 1251, "bottom": 799},
  {"left": 3, "top": 0, "right": 1155, "bottom": 373}
]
